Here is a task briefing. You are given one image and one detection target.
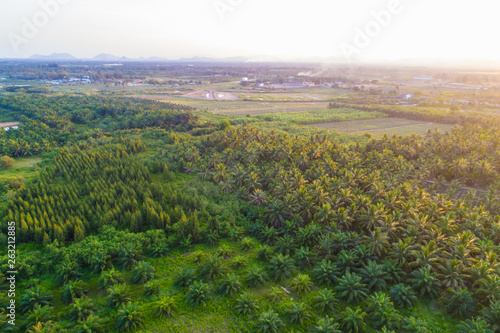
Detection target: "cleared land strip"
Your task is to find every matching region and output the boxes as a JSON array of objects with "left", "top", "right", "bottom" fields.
[{"left": 305, "top": 118, "right": 454, "bottom": 136}]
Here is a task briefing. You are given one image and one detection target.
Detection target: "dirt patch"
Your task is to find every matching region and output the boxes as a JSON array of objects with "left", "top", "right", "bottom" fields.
[
  {"left": 182, "top": 90, "right": 239, "bottom": 101},
  {"left": 0, "top": 122, "right": 20, "bottom": 128}
]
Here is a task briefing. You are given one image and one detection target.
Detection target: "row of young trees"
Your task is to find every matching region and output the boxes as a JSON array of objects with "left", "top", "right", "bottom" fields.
[{"left": 2, "top": 139, "right": 154, "bottom": 243}]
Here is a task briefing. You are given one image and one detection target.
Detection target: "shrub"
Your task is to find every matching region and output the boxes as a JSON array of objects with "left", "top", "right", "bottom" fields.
[{"left": 0, "top": 156, "right": 14, "bottom": 169}]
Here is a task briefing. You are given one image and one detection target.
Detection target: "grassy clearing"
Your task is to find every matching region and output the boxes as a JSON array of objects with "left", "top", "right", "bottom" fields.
[
  {"left": 306, "top": 117, "right": 455, "bottom": 136},
  {"left": 0, "top": 156, "right": 42, "bottom": 179}
]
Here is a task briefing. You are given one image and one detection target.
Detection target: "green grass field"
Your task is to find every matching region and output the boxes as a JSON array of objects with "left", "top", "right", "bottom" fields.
[
  {"left": 255, "top": 108, "right": 386, "bottom": 124},
  {"left": 306, "top": 117, "right": 455, "bottom": 136}
]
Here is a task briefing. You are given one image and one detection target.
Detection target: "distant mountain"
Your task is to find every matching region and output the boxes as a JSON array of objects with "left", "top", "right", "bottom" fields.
[
  {"left": 176, "top": 56, "right": 247, "bottom": 63},
  {"left": 91, "top": 53, "right": 123, "bottom": 61},
  {"left": 24, "top": 53, "right": 249, "bottom": 63},
  {"left": 29, "top": 53, "right": 77, "bottom": 60}
]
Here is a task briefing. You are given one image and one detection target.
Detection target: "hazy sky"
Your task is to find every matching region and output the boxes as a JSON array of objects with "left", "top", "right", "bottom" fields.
[{"left": 1, "top": 0, "right": 499, "bottom": 62}]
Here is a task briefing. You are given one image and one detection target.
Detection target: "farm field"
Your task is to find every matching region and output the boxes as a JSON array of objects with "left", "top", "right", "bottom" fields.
[
  {"left": 306, "top": 117, "right": 456, "bottom": 136},
  {"left": 255, "top": 108, "right": 386, "bottom": 124}
]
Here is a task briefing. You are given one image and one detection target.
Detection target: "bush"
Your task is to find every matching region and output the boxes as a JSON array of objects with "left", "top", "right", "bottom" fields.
[{"left": 0, "top": 156, "right": 14, "bottom": 169}]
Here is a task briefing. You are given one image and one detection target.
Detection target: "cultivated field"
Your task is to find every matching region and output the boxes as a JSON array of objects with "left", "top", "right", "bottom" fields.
[
  {"left": 306, "top": 117, "right": 455, "bottom": 136},
  {"left": 254, "top": 108, "right": 386, "bottom": 124}
]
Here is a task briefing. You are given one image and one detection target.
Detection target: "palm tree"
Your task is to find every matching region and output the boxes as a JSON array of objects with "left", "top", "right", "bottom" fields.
[
  {"left": 456, "top": 318, "right": 493, "bottom": 333},
  {"left": 105, "top": 283, "right": 131, "bottom": 308},
  {"left": 90, "top": 253, "right": 111, "bottom": 273},
  {"left": 340, "top": 306, "right": 367, "bottom": 333},
  {"left": 235, "top": 292, "right": 259, "bottom": 315},
  {"left": 231, "top": 255, "right": 247, "bottom": 270},
  {"left": 19, "top": 286, "right": 53, "bottom": 314},
  {"left": 217, "top": 245, "right": 232, "bottom": 259},
  {"left": 288, "top": 302, "right": 311, "bottom": 325},
  {"left": 275, "top": 235, "right": 296, "bottom": 256},
  {"left": 74, "top": 315, "right": 104, "bottom": 333},
  {"left": 268, "top": 254, "right": 295, "bottom": 282},
  {"left": 68, "top": 296, "right": 97, "bottom": 322},
  {"left": 260, "top": 226, "right": 279, "bottom": 246},
  {"left": 249, "top": 189, "right": 267, "bottom": 206},
  {"left": 480, "top": 300, "right": 500, "bottom": 331},
  {"left": 117, "top": 246, "right": 143, "bottom": 270},
  {"left": 23, "top": 305, "right": 53, "bottom": 331},
  {"left": 255, "top": 310, "right": 284, "bottom": 333},
  {"left": 218, "top": 273, "right": 242, "bottom": 297},
  {"left": 335, "top": 272, "right": 368, "bottom": 303},
  {"left": 256, "top": 245, "right": 274, "bottom": 261},
  {"left": 154, "top": 296, "right": 176, "bottom": 318},
  {"left": 365, "top": 292, "right": 397, "bottom": 329},
  {"left": 26, "top": 321, "right": 61, "bottom": 333},
  {"left": 364, "top": 229, "right": 389, "bottom": 256},
  {"left": 388, "top": 237, "right": 415, "bottom": 270},
  {"left": 268, "top": 286, "right": 286, "bottom": 303},
  {"left": 265, "top": 198, "right": 288, "bottom": 228},
  {"left": 444, "top": 287, "right": 477, "bottom": 318},
  {"left": 359, "top": 260, "right": 389, "bottom": 292},
  {"left": 290, "top": 274, "right": 314, "bottom": 296},
  {"left": 115, "top": 304, "right": 145, "bottom": 332},
  {"left": 389, "top": 283, "right": 417, "bottom": 308},
  {"left": 476, "top": 275, "right": 500, "bottom": 304},
  {"left": 56, "top": 260, "right": 82, "bottom": 285},
  {"left": 382, "top": 260, "right": 406, "bottom": 284},
  {"left": 131, "top": 261, "right": 155, "bottom": 284},
  {"left": 186, "top": 280, "right": 211, "bottom": 307},
  {"left": 310, "top": 316, "right": 341, "bottom": 333},
  {"left": 61, "top": 280, "right": 88, "bottom": 304},
  {"left": 98, "top": 269, "right": 125, "bottom": 291},
  {"left": 241, "top": 237, "right": 255, "bottom": 251},
  {"left": 198, "top": 255, "right": 225, "bottom": 280},
  {"left": 408, "top": 266, "right": 440, "bottom": 298},
  {"left": 143, "top": 281, "right": 160, "bottom": 297},
  {"left": 245, "top": 266, "right": 268, "bottom": 288},
  {"left": 312, "top": 288, "right": 338, "bottom": 313},
  {"left": 294, "top": 246, "right": 316, "bottom": 270},
  {"left": 313, "top": 260, "right": 339, "bottom": 287},
  {"left": 401, "top": 316, "right": 429, "bottom": 333},
  {"left": 437, "top": 259, "right": 468, "bottom": 290},
  {"left": 173, "top": 267, "right": 196, "bottom": 288}
]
